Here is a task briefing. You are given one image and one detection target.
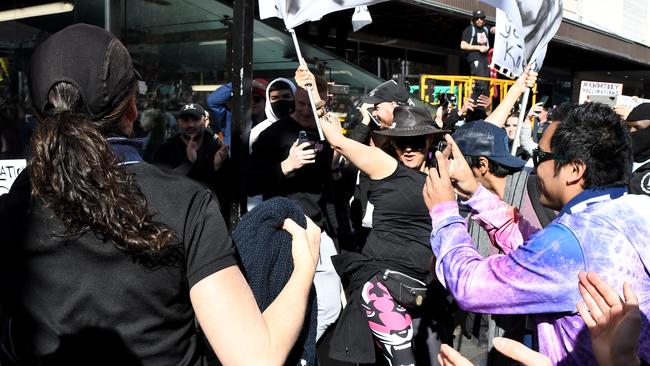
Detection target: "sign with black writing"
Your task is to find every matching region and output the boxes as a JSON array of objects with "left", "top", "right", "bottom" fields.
[
  {"left": 578, "top": 81, "right": 623, "bottom": 104},
  {"left": 483, "top": 0, "right": 563, "bottom": 78},
  {"left": 0, "top": 159, "right": 26, "bottom": 195}
]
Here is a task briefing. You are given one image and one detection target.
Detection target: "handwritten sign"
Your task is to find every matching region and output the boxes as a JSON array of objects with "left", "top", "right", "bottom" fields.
[
  {"left": 0, "top": 159, "right": 27, "bottom": 195},
  {"left": 578, "top": 81, "right": 623, "bottom": 104}
]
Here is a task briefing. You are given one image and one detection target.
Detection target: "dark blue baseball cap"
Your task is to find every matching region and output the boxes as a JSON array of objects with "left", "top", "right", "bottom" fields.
[{"left": 452, "top": 120, "right": 526, "bottom": 169}]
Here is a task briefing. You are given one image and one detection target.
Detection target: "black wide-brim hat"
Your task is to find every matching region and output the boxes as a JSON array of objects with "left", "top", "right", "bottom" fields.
[{"left": 374, "top": 106, "right": 450, "bottom": 137}]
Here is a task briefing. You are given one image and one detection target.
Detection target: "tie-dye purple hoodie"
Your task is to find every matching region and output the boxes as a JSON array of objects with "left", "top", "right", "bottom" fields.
[{"left": 429, "top": 184, "right": 650, "bottom": 365}]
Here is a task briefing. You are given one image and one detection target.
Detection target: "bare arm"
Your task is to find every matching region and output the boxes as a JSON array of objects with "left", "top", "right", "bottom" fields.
[
  {"left": 321, "top": 113, "right": 397, "bottom": 180},
  {"left": 460, "top": 41, "right": 487, "bottom": 53},
  {"left": 191, "top": 218, "right": 320, "bottom": 366},
  {"left": 294, "top": 65, "right": 397, "bottom": 180},
  {"left": 485, "top": 67, "right": 537, "bottom": 128}
]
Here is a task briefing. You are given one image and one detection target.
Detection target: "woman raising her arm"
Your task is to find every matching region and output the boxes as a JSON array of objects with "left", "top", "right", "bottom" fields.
[{"left": 295, "top": 66, "right": 450, "bottom": 365}]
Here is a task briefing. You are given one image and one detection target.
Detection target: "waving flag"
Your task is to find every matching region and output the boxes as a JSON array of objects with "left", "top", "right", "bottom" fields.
[
  {"left": 483, "top": 0, "right": 563, "bottom": 78},
  {"left": 259, "top": 0, "right": 386, "bottom": 30}
]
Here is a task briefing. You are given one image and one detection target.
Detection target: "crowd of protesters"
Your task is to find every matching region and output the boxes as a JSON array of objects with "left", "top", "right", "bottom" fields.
[{"left": 0, "top": 21, "right": 649, "bottom": 366}]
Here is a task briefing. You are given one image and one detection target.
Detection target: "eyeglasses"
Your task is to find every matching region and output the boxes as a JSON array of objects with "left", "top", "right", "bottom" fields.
[
  {"left": 252, "top": 95, "right": 264, "bottom": 104},
  {"left": 532, "top": 148, "right": 565, "bottom": 167},
  {"left": 393, "top": 136, "right": 427, "bottom": 151}
]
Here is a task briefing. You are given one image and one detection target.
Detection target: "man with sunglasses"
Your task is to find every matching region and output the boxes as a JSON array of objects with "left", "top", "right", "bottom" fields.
[
  {"left": 460, "top": 10, "right": 495, "bottom": 100},
  {"left": 424, "top": 102, "right": 650, "bottom": 365}
]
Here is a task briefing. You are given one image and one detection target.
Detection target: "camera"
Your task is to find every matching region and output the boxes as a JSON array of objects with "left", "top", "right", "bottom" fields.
[
  {"left": 439, "top": 93, "right": 457, "bottom": 107},
  {"left": 427, "top": 140, "right": 449, "bottom": 168}
]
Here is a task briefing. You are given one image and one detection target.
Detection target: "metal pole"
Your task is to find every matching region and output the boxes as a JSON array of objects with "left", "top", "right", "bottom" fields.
[
  {"left": 230, "top": 0, "right": 254, "bottom": 227},
  {"left": 289, "top": 29, "right": 325, "bottom": 141},
  {"left": 511, "top": 88, "right": 530, "bottom": 155},
  {"left": 104, "top": 0, "right": 121, "bottom": 37}
]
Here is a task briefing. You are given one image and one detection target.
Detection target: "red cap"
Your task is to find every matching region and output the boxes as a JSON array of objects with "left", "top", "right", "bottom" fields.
[{"left": 252, "top": 78, "right": 269, "bottom": 98}]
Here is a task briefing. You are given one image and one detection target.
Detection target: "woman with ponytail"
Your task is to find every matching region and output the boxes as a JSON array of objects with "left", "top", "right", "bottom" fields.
[{"left": 0, "top": 24, "right": 320, "bottom": 365}]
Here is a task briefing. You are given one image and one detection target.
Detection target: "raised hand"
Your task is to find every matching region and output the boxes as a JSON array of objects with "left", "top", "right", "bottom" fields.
[
  {"left": 281, "top": 139, "right": 316, "bottom": 175},
  {"left": 185, "top": 134, "right": 200, "bottom": 163},
  {"left": 213, "top": 144, "right": 229, "bottom": 171},
  {"left": 284, "top": 216, "right": 321, "bottom": 272},
  {"left": 477, "top": 94, "right": 492, "bottom": 109},
  {"left": 294, "top": 64, "right": 317, "bottom": 92},
  {"left": 319, "top": 112, "right": 344, "bottom": 142},
  {"left": 459, "top": 97, "right": 477, "bottom": 117},
  {"left": 513, "top": 65, "right": 538, "bottom": 92},
  {"left": 576, "top": 272, "right": 642, "bottom": 366},
  {"left": 423, "top": 146, "right": 456, "bottom": 210},
  {"left": 528, "top": 102, "right": 544, "bottom": 118},
  {"left": 442, "top": 134, "right": 479, "bottom": 199}
]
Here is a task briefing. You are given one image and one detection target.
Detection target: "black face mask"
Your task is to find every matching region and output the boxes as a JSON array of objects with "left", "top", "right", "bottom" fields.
[{"left": 271, "top": 100, "right": 295, "bottom": 119}]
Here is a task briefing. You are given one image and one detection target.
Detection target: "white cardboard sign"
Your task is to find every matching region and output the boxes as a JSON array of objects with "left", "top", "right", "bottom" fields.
[
  {"left": 0, "top": 159, "right": 27, "bottom": 195},
  {"left": 579, "top": 80, "right": 623, "bottom": 104}
]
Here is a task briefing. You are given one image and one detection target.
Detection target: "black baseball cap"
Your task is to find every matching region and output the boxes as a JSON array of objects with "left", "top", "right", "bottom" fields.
[
  {"left": 179, "top": 103, "right": 206, "bottom": 119},
  {"left": 452, "top": 120, "right": 526, "bottom": 169},
  {"left": 29, "top": 23, "right": 141, "bottom": 121},
  {"left": 473, "top": 10, "right": 486, "bottom": 19},
  {"left": 362, "top": 80, "right": 411, "bottom": 105},
  {"left": 627, "top": 103, "right": 650, "bottom": 122}
]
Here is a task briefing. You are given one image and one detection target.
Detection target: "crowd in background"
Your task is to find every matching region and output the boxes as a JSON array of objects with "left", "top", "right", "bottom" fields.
[{"left": 0, "top": 21, "right": 649, "bottom": 366}]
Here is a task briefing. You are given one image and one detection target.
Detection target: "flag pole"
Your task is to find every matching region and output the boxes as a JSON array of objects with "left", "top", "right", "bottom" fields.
[
  {"left": 511, "top": 87, "right": 530, "bottom": 155},
  {"left": 289, "top": 28, "right": 326, "bottom": 141}
]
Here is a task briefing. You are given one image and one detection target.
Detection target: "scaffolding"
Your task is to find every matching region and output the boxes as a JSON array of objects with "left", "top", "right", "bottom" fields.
[{"left": 419, "top": 75, "right": 537, "bottom": 111}]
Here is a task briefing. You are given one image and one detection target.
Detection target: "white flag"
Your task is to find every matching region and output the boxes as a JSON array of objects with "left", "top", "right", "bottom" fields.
[
  {"left": 352, "top": 6, "right": 373, "bottom": 32},
  {"left": 259, "top": 0, "right": 386, "bottom": 30},
  {"left": 483, "top": 0, "right": 563, "bottom": 78}
]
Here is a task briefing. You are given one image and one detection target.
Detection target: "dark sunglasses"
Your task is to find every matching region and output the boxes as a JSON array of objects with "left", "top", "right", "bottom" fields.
[
  {"left": 532, "top": 148, "right": 565, "bottom": 167},
  {"left": 393, "top": 136, "right": 427, "bottom": 151},
  {"left": 252, "top": 95, "right": 264, "bottom": 103}
]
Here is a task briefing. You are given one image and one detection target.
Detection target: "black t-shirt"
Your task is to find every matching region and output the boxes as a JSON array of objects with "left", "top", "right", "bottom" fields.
[
  {"left": 0, "top": 163, "right": 236, "bottom": 365},
  {"left": 462, "top": 25, "right": 490, "bottom": 63},
  {"left": 630, "top": 161, "right": 650, "bottom": 196},
  {"left": 246, "top": 117, "right": 333, "bottom": 228},
  {"left": 361, "top": 164, "right": 433, "bottom": 281}
]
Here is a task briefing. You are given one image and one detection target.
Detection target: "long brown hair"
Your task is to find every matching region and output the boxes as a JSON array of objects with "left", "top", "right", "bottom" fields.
[{"left": 29, "top": 81, "right": 175, "bottom": 256}]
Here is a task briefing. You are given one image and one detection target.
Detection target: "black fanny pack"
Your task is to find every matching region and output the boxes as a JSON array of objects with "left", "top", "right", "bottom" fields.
[{"left": 379, "top": 269, "right": 427, "bottom": 308}]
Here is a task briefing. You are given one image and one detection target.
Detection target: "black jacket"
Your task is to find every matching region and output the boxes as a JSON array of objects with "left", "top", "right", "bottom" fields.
[{"left": 246, "top": 117, "right": 333, "bottom": 228}]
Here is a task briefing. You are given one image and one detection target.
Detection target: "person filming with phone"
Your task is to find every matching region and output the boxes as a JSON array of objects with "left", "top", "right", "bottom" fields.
[{"left": 246, "top": 67, "right": 342, "bottom": 342}]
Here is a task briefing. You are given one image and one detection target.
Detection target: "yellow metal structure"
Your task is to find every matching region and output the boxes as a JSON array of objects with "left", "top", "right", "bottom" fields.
[
  {"left": 419, "top": 74, "right": 537, "bottom": 111},
  {"left": 0, "top": 58, "right": 9, "bottom": 83}
]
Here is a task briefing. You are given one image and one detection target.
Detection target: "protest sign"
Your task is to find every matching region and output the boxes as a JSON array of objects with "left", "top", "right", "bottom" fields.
[
  {"left": 0, "top": 159, "right": 26, "bottom": 195},
  {"left": 578, "top": 80, "right": 623, "bottom": 104}
]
